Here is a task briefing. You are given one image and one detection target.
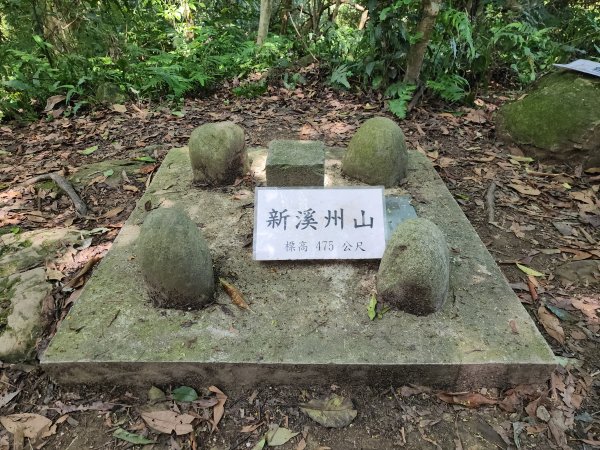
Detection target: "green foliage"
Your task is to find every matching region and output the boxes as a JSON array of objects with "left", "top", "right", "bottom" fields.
[
  {"left": 385, "top": 82, "right": 416, "bottom": 119},
  {"left": 426, "top": 74, "right": 469, "bottom": 102},
  {"left": 232, "top": 81, "right": 267, "bottom": 98},
  {"left": 330, "top": 64, "right": 352, "bottom": 89},
  {"left": 1, "top": 0, "right": 598, "bottom": 121},
  {"left": 0, "top": 1, "right": 294, "bottom": 120}
]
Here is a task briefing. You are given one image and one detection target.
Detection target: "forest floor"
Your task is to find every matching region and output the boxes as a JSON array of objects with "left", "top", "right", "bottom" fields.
[{"left": 0, "top": 76, "right": 599, "bottom": 450}]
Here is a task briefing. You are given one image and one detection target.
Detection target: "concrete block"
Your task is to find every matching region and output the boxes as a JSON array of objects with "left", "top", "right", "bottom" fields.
[
  {"left": 266, "top": 140, "right": 325, "bottom": 187},
  {"left": 41, "top": 146, "right": 556, "bottom": 390}
]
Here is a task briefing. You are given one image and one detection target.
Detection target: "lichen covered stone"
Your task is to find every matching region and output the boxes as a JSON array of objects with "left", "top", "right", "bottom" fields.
[
  {"left": 188, "top": 121, "right": 247, "bottom": 185},
  {"left": 377, "top": 218, "right": 449, "bottom": 316},
  {"left": 496, "top": 71, "right": 600, "bottom": 168},
  {"left": 266, "top": 140, "right": 325, "bottom": 186},
  {"left": 137, "top": 208, "right": 215, "bottom": 310},
  {"left": 342, "top": 117, "right": 408, "bottom": 187}
]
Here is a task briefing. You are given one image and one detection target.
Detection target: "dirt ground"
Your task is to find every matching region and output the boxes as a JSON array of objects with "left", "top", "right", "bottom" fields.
[{"left": 0, "top": 77, "right": 598, "bottom": 450}]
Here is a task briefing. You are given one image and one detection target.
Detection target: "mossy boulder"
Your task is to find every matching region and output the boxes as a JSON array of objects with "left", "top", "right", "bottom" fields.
[
  {"left": 0, "top": 268, "right": 51, "bottom": 362},
  {"left": 95, "top": 82, "right": 125, "bottom": 105},
  {"left": 496, "top": 71, "right": 600, "bottom": 168},
  {"left": 188, "top": 121, "right": 247, "bottom": 185},
  {"left": 137, "top": 208, "right": 215, "bottom": 310},
  {"left": 342, "top": 117, "right": 408, "bottom": 187},
  {"left": 377, "top": 218, "right": 449, "bottom": 316},
  {"left": 0, "top": 228, "right": 82, "bottom": 277}
]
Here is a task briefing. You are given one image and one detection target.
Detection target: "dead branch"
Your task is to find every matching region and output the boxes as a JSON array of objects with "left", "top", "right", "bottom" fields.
[
  {"left": 407, "top": 84, "right": 426, "bottom": 113},
  {"left": 485, "top": 181, "right": 497, "bottom": 224},
  {"left": 288, "top": 12, "right": 318, "bottom": 62},
  {"left": 21, "top": 172, "right": 87, "bottom": 217}
]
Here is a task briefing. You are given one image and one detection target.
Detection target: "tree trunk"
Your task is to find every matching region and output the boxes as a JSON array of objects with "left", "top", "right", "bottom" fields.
[
  {"left": 257, "top": 0, "right": 272, "bottom": 45},
  {"left": 403, "top": 0, "right": 441, "bottom": 84},
  {"left": 280, "top": 0, "right": 292, "bottom": 33}
]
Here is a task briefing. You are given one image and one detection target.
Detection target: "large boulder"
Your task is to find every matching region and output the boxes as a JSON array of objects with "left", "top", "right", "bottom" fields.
[
  {"left": 377, "top": 218, "right": 449, "bottom": 316},
  {"left": 342, "top": 117, "right": 408, "bottom": 187},
  {"left": 496, "top": 71, "right": 600, "bottom": 168},
  {"left": 0, "top": 268, "right": 51, "bottom": 362},
  {"left": 188, "top": 121, "right": 247, "bottom": 185},
  {"left": 137, "top": 208, "right": 215, "bottom": 310}
]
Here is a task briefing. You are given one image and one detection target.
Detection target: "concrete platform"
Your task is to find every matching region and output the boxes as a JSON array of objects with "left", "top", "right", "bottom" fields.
[{"left": 41, "top": 147, "right": 556, "bottom": 389}]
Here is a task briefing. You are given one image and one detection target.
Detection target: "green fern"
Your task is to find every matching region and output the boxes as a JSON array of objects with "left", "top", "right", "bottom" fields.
[{"left": 385, "top": 82, "right": 416, "bottom": 119}]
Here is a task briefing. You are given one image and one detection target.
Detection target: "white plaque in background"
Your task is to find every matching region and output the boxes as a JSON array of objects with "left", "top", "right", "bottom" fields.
[{"left": 253, "top": 187, "right": 386, "bottom": 261}]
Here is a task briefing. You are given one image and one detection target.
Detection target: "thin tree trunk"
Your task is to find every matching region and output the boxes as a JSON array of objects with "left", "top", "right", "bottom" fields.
[
  {"left": 257, "top": 0, "right": 272, "bottom": 45},
  {"left": 280, "top": 0, "right": 292, "bottom": 33},
  {"left": 403, "top": 0, "right": 441, "bottom": 84}
]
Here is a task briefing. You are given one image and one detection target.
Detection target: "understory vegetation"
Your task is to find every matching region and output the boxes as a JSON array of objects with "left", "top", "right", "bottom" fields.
[{"left": 0, "top": 0, "right": 598, "bottom": 121}]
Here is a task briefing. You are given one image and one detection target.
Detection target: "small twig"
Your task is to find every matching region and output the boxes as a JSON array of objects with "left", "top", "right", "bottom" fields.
[
  {"left": 22, "top": 172, "right": 87, "bottom": 217},
  {"left": 288, "top": 12, "right": 318, "bottom": 62},
  {"left": 65, "top": 255, "right": 102, "bottom": 288},
  {"left": 485, "top": 181, "right": 497, "bottom": 224},
  {"left": 407, "top": 83, "right": 426, "bottom": 113}
]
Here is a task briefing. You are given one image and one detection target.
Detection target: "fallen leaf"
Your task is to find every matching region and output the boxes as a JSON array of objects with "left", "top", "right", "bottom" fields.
[
  {"left": 240, "top": 423, "right": 263, "bottom": 433},
  {"left": 172, "top": 386, "right": 198, "bottom": 403},
  {"left": 0, "top": 390, "right": 20, "bottom": 409},
  {"left": 104, "top": 206, "right": 125, "bottom": 218},
  {"left": 464, "top": 109, "right": 486, "bottom": 124},
  {"left": 509, "top": 184, "right": 541, "bottom": 196},
  {"left": 148, "top": 386, "right": 166, "bottom": 402},
  {"left": 299, "top": 394, "right": 357, "bottom": 428},
  {"left": 80, "top": 145, "right": 98, "bottom": 156},
  {"left": 44, "top": 95, "right": 66, "bottom": 112},
  {"left": 208, "top": 385, "right": 227, "bottom": 432},
  {"left": 141, "top": 410, "right": 194, "bottom": 435},
  {"left": 511, "top": 156, "right": 534, "bottom": 164},
  {"left": 220, "top": 278, "right": 252, "bottom": 311},
  {"left": 135, "top": 156, "right": 156, "bottom": 162},
  {"left": 0, "top": 413, "right": 55, "bottom": 442},
  {"left": 123, "top": 184, "right": 139, "bottom": 192},
  {"left": 436, "top": 392, "right": 498, "bottom": 408},
  {"left": 367, "top": 294, "right": 377, "bottom": 321},
  {"left": 45, "top": 267, "right": 64, "bottom": 281},
  {"left": 113, "top": 427, "right": 156, "bottom": 444},
  {"left": 559, "top": 247, "right": 592, "bottom": 261},
  {"left": 398, "top": 385, "right": 430, "bottom": 397},
  {"left": 251, "top": 436, "right": 267, "bottom": 450},
  {"left": 516, "top": 263, "right": 544, "bottom": 277},
  {"left": 266, "top": 424, "right": 299, "bottom": 446},
  {"left": 537, "top": 306, "right": 565, "bottom": 344},
  {"left": 112, "top": 104, "right": 127, "bottom": 113}
]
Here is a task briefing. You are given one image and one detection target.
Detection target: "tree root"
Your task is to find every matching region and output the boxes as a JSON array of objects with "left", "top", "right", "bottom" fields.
[
  {"left": 21, "top": 172, "right": 88, "bottom": 217},
  {"left": 486, "top": 181, "right": 497, "bottom": 224}
]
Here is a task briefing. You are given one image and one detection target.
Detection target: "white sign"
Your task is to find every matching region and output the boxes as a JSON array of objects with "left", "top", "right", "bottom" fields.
[
  {"left": 554, "top": 59, "right": 600, "bottom": 78},
  {"left": 253, "top": 187, "right": 386, "bottom": 260}
]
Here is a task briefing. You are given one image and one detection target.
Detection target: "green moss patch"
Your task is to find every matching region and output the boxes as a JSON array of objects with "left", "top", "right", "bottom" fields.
[{"left": 496, "top": 72, "right": 600, "bottom": 167}]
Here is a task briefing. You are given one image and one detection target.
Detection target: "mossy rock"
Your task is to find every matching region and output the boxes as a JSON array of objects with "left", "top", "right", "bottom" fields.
[
  {"left": 0, "top": 228, "right": 82, "bottom": 277},
  {"left": 0, "top": 268, "right": 50, "bottom": 362},
  {"left": 95, "top": 82, "right": 125, "bottom": 105},
  {"left": 137, "top": 208, "right": 215, "bottom": 310},
  {"left": 496, "top": 71, "right": 600, "bottom": 168},
  {"left": 342, "top": 117, "right": 408, "bottom": 187},
  {"left": 69, "top": 159, "right": 147, "bottom": 188},
  {"left": 188, "top": 121, "right": 247, "bottom": 186},
  {"left": 377, "top": 218, "right": 449, "bottom": 316}
]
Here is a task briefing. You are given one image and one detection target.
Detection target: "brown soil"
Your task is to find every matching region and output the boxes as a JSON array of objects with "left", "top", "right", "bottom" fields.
[{"left": 0, "top": 80, "right": 598, "bottom": 450}]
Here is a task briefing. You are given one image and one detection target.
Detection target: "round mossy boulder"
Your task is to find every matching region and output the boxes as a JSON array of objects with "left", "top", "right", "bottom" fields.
[
  {"left": 188, "top": 121, "right": 247, "bottom": 185},
  {"left": 342, "top": 117, "right": 408, "bottom": 187},
  {"left": 496, "top": 71, "right": 600, "bottom": 168},
  {"left": 377, "top": 218, "right": 449, "bottom": 316},
  {"left": 137, "top": 208, "right": 215, "bottom": 310}
]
